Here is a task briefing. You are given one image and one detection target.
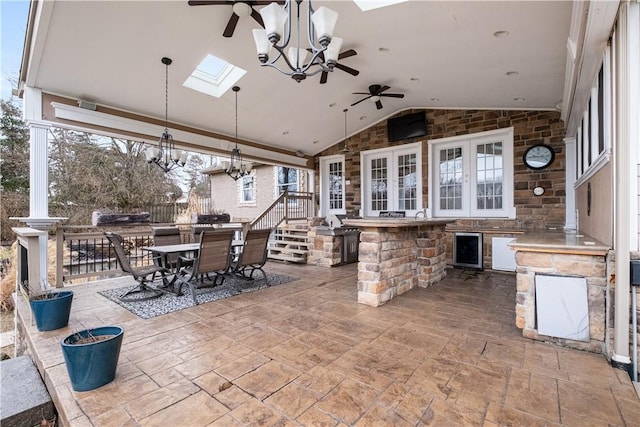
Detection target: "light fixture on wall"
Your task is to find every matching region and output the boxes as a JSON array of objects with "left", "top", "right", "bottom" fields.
[
  {"left": 252, "top": 0, "right": 343, "bottom": 82},
  {"left": 225, "top": 86, "right": 252, "bottom": 181},
  {"left": 340, "top": 108, "right": 351, "bottom": 153},
  {"left": 146, "top": 57, "right": 188, "bottom": 172}
]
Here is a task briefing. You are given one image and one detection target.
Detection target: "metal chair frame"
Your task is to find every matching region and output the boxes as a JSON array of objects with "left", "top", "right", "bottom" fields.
[
  {"left": 233, "top": 228, "right": 272, "bottom": 282},
  {"left": 104, "top": 232, "right": 167, "bottom": 302}
]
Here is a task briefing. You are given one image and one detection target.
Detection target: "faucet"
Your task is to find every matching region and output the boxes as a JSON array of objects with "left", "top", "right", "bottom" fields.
[{"left": 415, "top": 209, "right": 426, "bottom": 220}]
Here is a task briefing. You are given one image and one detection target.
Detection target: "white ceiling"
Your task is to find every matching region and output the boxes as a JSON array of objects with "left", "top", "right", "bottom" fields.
[{"left": 24, "top": 0, "right": 573, "bottom": 159}]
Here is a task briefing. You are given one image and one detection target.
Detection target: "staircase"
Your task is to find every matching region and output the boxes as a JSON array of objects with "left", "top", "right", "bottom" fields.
[{"left": 268, "top": 221, "right": 310, "bottom": 263}]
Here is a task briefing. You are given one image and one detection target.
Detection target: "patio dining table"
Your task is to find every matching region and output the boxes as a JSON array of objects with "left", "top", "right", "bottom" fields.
[{"left": 142, "top": 240, "right": 245, "bottom": 292}]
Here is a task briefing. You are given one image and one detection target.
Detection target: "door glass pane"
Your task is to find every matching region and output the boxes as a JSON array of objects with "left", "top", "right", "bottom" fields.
[
  {"left": 397, "top": 153, "right": 417, "bottom": 210},
  {"left": 439, "top": 147, "right": 463, "bottom": 210},
  {"left": 476, "top": 141, "right": 503, "bottom": 211},
  {"left": 370, "top": 157, "right": 388, "bottom": 211},
  {"left": 328, "top": 160, "right": 343, "bottom": 210}
]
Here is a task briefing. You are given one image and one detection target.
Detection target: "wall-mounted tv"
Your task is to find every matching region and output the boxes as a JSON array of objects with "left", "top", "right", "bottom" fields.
[{"left": 387, "top": 112, "right": 427, "bottom": 142}]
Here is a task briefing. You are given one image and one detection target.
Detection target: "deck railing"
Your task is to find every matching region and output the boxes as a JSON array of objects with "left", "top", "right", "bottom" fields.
[{"left": 250, "top": 190, "right": 315, "bottom": 230}]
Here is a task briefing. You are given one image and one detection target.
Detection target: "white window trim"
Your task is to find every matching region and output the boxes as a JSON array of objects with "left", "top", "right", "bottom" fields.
[
  {"left": 274, "top": 166, "right": 300, "bottom": 198},
  {"left": 319, "top": 155, "right": 346, "bottom": 216},
  {"left": 238, "top": 173, "right": 257, "bottom": 206},
  {"left": 360, "top": 141, "right": 423, "bottom": 217},
  {"left": 428, "top": 127, "right": 515, "bottom": 219}
]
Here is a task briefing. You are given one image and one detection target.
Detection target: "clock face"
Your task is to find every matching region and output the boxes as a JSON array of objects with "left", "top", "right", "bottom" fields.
[{"left": 523, "top": 144, "right": 555, "bottom": 170}]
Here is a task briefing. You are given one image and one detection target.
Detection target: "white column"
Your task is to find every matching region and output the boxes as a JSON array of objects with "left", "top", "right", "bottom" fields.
[
  {"left": 564, "top": 137, "right": 577, "bottom": 231},
  {"left": 27, "top": 120, "right": 50, "bottom": 220}
]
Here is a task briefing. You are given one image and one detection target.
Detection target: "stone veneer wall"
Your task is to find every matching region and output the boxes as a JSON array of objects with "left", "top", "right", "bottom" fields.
[
  {"left": 515, "top": 250, "right": 608, "bottom": 353},
  {"left": 314, "top": 109, "right": 567, "bottom": 269},
  {"left": 307, "top": 227, "right": 342, "bottom": 267},
  {"left": 357, "top": 225, "right": 447, "bottom": 306}
]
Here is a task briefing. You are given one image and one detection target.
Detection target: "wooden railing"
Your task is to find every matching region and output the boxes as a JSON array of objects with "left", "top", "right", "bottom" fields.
[{"left": 250, "top": 190, "right": 315, "bottom": 230}]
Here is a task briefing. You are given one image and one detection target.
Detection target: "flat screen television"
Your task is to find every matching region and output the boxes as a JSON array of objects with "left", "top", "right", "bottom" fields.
[{"left": 387, "top": 112, "right": 427, "bottom": 142}]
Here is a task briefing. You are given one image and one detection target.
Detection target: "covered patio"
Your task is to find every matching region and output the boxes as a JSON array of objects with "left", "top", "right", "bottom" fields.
[{"left": 17, "top": 263, "right": 638, "bottom": 426}]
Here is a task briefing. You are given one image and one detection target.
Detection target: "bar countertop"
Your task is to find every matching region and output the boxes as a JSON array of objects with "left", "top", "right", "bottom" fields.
[
  {"left": 509, "top": 231, "right": 610, "bottom": 255},
  {"left": 341, "top": 218, "right": 455, "bottom": 228}
]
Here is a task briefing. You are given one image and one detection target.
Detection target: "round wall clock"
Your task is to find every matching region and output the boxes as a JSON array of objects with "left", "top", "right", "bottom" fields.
[{"left": 523, "top": 144, "right": 555, "bottom": 170}]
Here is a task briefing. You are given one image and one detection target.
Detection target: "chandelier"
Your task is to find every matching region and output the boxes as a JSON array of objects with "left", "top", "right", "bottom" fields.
[
  {"left": 252, "top": 0, "right": 342, "bottom": 82},
  {"left": 146, "top": 57, "right": 188, "bottom": 173},
  {"left": 225, "top": 86, "right": 251, "bottom": 180}
]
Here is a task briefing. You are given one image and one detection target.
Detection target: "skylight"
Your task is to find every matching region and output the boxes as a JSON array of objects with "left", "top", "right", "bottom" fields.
[
  {"left": 183, "top": 54, "right": 246, "bottom": 98},
  {"left": 353, "top": 0, "right": 408, "bottom": 12}
]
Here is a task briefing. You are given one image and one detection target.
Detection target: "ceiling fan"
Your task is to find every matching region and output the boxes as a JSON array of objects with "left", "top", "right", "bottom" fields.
[
  {"left": 308, "top": 49, "right": 360, "bottom": 84},
  {"left": 187, "top": 1, "right": 284, "bottom": 38},
  {"left": 351, "top": 85, "right": 405, "bottom": 110}
]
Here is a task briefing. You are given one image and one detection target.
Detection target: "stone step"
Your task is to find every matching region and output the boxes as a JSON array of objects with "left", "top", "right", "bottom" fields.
[{"left": 0, "top": 355, "right": 56, "bottom": 427}]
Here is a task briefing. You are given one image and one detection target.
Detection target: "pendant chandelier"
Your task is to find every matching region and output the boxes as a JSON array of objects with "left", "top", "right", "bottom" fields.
[
  {"left": 225, "top": 86, "right": 251, "bottom": 180},
  {"left": 146, "top": 57, "right": 188, "bottom": 172},
  {"left": 252, "top": 0, "right": 343, "bottom": 82}
]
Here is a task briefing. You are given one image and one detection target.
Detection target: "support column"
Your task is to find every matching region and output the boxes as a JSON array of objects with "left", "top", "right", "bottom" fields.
[{"left": 563, "top": 137, "right": 577, "bottom": 231}]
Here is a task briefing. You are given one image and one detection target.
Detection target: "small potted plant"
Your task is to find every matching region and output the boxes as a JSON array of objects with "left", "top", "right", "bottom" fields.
[
  {"left": 61, "top": 325, "right": 124, "bottom": 391},
  {"left": 29, "top": 282, "right": 73, "bottom": 332}
]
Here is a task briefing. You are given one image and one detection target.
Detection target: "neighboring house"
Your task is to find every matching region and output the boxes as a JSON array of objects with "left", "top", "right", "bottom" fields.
[{"left": 201, "top": 163, "right": 310, "bottom": 222}]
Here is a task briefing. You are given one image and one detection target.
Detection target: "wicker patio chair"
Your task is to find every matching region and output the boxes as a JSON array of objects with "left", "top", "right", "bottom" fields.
[
  {"left": 104, "top": 232, "right": 167, "bottom": 302},
  {"left": 174, "top": 229, "right": 235, "bottom": 305},
  {"left": 233, "top": 228, "right": 272, "bottom": 282}
]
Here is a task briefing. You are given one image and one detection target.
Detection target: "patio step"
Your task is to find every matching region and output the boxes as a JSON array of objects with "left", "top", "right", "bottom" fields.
[
  {"left": 0, "top": 355, "right": 56, "bottom": 427},
  {"left": 268, "top": 222, "right": 309, "bottom": 263}
]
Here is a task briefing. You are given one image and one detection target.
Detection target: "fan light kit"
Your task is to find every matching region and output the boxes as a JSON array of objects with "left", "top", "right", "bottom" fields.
[{"left": 252, "top": 0, "right": 343, "bottom": 82}]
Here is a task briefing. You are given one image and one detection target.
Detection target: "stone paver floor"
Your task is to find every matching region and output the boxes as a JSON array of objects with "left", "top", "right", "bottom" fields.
[{"left": 16, "top": 263, "right": 640, "bottom": 426}]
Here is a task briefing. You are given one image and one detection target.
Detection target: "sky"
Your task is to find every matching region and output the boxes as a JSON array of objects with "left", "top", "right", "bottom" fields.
[{"left": 1, "top": 0, "right": 30, "bottom": 102}]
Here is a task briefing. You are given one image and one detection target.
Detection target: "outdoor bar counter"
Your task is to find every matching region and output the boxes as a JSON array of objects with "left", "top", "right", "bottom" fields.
[{"left": 342, "top": 218, "right": 454, "bottom": 306}]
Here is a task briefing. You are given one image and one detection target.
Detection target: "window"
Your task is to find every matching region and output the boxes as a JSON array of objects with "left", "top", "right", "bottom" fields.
[
  {"left": 276, "top": 167, "right": 299, "bottom": 194},
  {"left": 429, "top": 128, "right": 515, "bottom": 218},
  {"left": 240, "top": 174, "right": 255, "bottom": 204},
  {"left": 361, "top": 142, "right": 422, "bottom": 216},
  {"left": 319, "top": 156, "right": 345, "bottom": 215}
]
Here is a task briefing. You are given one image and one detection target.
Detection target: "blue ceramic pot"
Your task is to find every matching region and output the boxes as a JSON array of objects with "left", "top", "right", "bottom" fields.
[
  {"left": 29, "top": 291, "right": 73, "bottom": 331},
  {"left": 61, "top": 326, "right": 124, "bottom": 392}
]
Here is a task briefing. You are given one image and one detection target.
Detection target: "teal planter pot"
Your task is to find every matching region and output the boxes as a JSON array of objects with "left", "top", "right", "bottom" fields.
[
  {"left": 61, "top": 326, "right": 124, "bottom": 392},
  {"left": 29, "top": 291, "right": 73, "bottom": 331}
]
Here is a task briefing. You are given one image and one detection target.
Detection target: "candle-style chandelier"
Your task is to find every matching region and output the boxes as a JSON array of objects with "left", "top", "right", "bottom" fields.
[
  {"left": 146, "top": 57, "right": 188, "bottom": 172},
  {"left": 225, "top": 86, "right": 252, "bottom": 180},
  {"left": 252, "top": 0, "right": 343, "bottom": 82}
]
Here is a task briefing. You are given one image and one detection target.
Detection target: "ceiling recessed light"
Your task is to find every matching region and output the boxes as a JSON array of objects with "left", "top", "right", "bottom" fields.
[
  {"left": 430, "top": 97, "right": 440, "bottom": 102},
  {"left": 313, "top": 140, "right": 319, "bottom": 144},
  {"left": 506, "top": 71, "right": 519, "bottom": 76},
  {"left": 359, "top": 115, "right": 367, "bottom": 120},
  {"left": 410, "top": 77, "right": 420, "bottom": 82},
  {"left": 493, "top": 30, "right": 510, "bottom": 38},
  {"left": 282, "top": 131, "right": 290, "bottom": 135},
  {"left": 513, "top": 97, "right": 525, "bottom": 102},
  {"left": 329, "top": 102, "right": 336, "bottom": 107},
  {"left": 378, "top": 47, "right": 390, "bottom": 53}
]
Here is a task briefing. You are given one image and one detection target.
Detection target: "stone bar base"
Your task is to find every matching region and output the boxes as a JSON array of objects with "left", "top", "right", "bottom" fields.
[
  {"left": 343, "top": 219, "right": 452, "bottom": 307},
  {"left": 510, "top": 232, "right": 610, "bottom": 353},
  {"left": 307, "top": 228, "right": 342, "bottom": 267}
]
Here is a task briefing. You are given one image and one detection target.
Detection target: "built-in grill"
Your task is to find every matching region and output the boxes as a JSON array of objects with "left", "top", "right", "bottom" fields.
[{"left": 316, "top": 214, "right": 361, "bottom": 264}]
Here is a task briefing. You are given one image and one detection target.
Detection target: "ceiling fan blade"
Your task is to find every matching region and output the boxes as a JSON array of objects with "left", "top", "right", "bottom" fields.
[
  {"left": 319, "top": 71, "right": 328, "bottom": 84},
  {"left": 377, "top": 85, "right": 391, "bottom": 94},
  {"left": 380, "top": 93, "right": 405, "bottom": 98},
  {"left": 351, "top": 96, "right": 373, "bottom": 106},
  {"left": 338, "top": 49, "right": 357, "bottom": 60},
  {"left": 376, "top": 100, "right": 384, "bottom": 110},
  {"left": 352, "top": 92, "right": 371, "bottom": 95},
  {"left": 223, "top": 13, "right": 240, "bottom": 38},
  {"left": 335, "top": 63, "right": 359, "bottom": 76},
  {"left": 250, "top": 7, "right": 264, "bottom": 27},
  {"left": 188, "top": 0, "right": 230, "bottom": 5},
  {"left": 251, "top": 1, "right": 285, "bottom": 4}
]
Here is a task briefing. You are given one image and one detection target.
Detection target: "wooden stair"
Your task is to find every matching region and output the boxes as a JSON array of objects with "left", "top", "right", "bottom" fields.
[{"left": 268, "top": 221, "right": 309, "bottom": 263}]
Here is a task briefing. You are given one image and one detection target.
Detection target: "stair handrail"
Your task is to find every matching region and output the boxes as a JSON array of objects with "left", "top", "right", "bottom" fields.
[{"left": 250, "top": 190, "right": 314, "bottom": 230}]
